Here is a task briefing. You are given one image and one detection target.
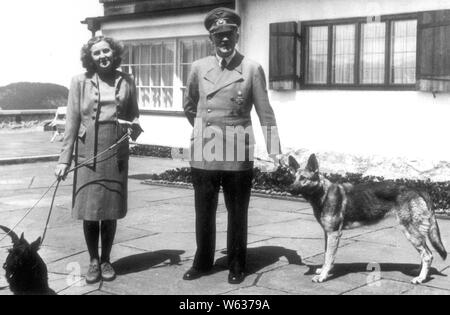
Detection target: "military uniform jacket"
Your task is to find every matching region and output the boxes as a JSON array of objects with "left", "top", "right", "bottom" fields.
[
  {"left": 184, "top": 52, "right": 281, "bottom": 171},
  {"left": 58, "top": 71, "right": 140, "bottom": 166}
]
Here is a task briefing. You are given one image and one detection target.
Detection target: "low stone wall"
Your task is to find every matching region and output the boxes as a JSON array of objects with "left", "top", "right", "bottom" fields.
[
  {"left": 0, "top": 110, "right": 56, "bottom": 128},
  {"left": 285, "top": 148, "right": 450, "bottom": 182}
]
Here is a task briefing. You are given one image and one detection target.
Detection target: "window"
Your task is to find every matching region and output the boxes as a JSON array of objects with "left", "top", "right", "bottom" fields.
[
  {"left": 302, "top": 14, "right": 418, "bottom": 89},
  {"left": 360, "top": 22, "right": 386, "bottom": 84},
  {"left": 333, "top": 24, "right": 356, "bottom": 84},
  {"left": 307, "top": 26, "right": 328, "bottom": 84},
  {"left": 179, "top": 39, "right": 213, "bottom": 100},
  {"left": 390, "top": 20, "right": 417, "bottom": 84},
  {"left": 269, "top": 10, "right": 450, "bottom": 91},
  {"left": 122, "top": 37, "right": 213, "bottom": 111}
]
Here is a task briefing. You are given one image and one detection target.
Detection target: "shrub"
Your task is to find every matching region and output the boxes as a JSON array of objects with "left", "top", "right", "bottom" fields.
[{"left": 147, "top": 167, "right": 450, "bottom": 213}]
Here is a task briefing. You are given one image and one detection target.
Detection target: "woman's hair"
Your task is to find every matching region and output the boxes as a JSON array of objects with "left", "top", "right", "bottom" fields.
[{"left": 81, "top": 36, "right": 124, "bottom": 74}]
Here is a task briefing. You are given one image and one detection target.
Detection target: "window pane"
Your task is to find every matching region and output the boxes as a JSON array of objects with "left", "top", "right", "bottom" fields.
[
  {"left": 131, "top": 46, "right": 140, "bottom": 65},
  {"left": 140, "top": 45, "right": 151, "bottom": 65},
  {"left": 140, "top": 66, "right": 150, "bottom": 86},
  {"left": 139, "top": 88, "right": 150, "bottom": 108},
  {"left": 150, "top": 65, "right": 161, "bottom": 86},
  {"left": 162, "top": 65, "right": 174, "bottom": 86},
  {"left": 122, "top": 45, "right": 130, "bottom": 65},
  {"left": 151, "top": 88, "right": 161, "bottom": 108},
  {"left": 124, "top": 37, "right": 209, "bottom": 110},
  {"left": 391, "top": 20, "right": 417, "bottom": 84},
  {"left": 332, "top": 24, "right": 355, "bottom": 84},
  {"left": 131, "top": 66, "right": 139, "bottom": 84},
  {"left": 181, "top": 64, "right": 192, "bottom": 86},
  {"left": 307, "top": 26, "right": 328, "bottom": 84},
  {"left": 162, "top": 42, "right": 175, "bottom": 64},
  {"left": 179, "top": 38, "right": 213, "bottom": 88},
  {"left": 162, "top": 88, "right": 173, "bottom": 108},
  {"left": 181, "top": 41, "right": 194, "bottom": 64},
  {"left": 360, "top": 22, "right": 386, "bottom": 84},
  {"left": 194, "top": 40, "right": 212, "bottom": 60},
  {"left": 151, "top": 44, "right": 162, "bottom": 64}
]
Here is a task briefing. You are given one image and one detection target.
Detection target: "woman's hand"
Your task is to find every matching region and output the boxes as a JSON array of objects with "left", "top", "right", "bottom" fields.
[
  {"left": 55, "top": 164, "right": 69, "bottom": 181},
  {"left": 118, "top": 119, "right": 143, "bottom": 141}
]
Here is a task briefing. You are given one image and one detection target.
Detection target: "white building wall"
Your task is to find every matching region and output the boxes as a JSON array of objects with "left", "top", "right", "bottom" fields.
[
  {"left": 237, "top": 0, "right": 450, "bottom": 160},
  {"left": 102, "top": 12, "right": 208, "bottom": 40},
  {"left": 102, "top": 13, "right": 206, "bottom": 149},
  {"left": 102, "top": 1, "right": 450, "bottom": 161}
]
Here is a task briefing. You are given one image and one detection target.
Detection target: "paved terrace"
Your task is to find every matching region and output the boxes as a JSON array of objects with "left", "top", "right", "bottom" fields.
[{"left": 0, "top": 130, "right": 449, "bottom": 295}]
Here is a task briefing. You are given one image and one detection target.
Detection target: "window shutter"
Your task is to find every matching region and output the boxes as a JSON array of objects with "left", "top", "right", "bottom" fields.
[
  {"left": 417, "top": 10, "right": 450, "bottom": 92},
  {"left": 269, "top": 22, "right": 301, "bottom": 90}
]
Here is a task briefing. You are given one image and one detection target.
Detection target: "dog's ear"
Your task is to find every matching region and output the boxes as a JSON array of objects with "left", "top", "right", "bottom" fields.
[
  {"left": 306, "top": 154, "right": 319, "bottom": 173},
  {"left": 31, "top": 237, "right": 41, "bottom": 252},
  {"left": 20, "top": 233, "right": 25, "bottom": 242},
  {"left": 0, "top": 225, "right": 20, "bottom": 246},
  {"left": 288, "top": 156, "right": 300, "bottom": 172}
]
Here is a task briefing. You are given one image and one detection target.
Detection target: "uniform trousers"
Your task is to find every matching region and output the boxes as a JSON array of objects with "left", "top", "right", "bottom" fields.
[{"left": 191, "top": 167, "right": 253, "bottom": 272}]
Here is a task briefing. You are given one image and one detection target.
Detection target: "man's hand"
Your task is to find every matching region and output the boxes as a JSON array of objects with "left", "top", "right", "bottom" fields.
[{"left": 55, "top": 164, "right": 69, "bottom": 181}]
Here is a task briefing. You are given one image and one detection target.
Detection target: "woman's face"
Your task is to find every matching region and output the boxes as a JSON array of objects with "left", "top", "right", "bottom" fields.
[{"left": 91, "top": 40, "right": 114, "bottom": 74}]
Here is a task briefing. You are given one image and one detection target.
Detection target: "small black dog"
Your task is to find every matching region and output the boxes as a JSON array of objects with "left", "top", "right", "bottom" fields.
[{"left": 0, "top": 225, "right": 54, "bottom": 295}]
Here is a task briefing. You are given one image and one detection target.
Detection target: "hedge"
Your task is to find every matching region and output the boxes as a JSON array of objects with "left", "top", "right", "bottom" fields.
[{"left": 147, "top": 167, "right": 450, "bottom": 214}]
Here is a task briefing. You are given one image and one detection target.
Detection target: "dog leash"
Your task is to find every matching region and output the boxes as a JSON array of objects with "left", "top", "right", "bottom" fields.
[{"left": 0, "top": 132, "right": 131, "bottom": 246}]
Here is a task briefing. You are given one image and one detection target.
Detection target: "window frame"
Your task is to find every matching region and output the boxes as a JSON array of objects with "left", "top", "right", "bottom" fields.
[
  {"left": 121, "top": 35, "right": 212, "bottom": 114},
  {"left": 301, "top": 12, "right": 419, "bottom": 90}
]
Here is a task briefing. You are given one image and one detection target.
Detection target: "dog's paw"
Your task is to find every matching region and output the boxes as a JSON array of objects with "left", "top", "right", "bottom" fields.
[
  {"left": 411, "top": 276, "right": 426, "bottom": 285},
  {"left": 315, "top": 268, "right": 323, "bottom": 275},
  {"left": 312, "top": 274, "right": 328, "bottom": 283}
]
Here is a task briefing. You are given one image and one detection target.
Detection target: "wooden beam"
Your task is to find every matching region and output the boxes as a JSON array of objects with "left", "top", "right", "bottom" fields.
[{"left": 103, "top": 0, "right": 234, "bottom": 16}]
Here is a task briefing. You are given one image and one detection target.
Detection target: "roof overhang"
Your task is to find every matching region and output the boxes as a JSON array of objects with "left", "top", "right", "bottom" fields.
[{"left": 82, "top": 0, "right": 234, "bottom": 35}]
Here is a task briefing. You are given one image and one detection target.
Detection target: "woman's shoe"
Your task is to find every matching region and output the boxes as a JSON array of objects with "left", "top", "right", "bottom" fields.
[
  {"left": 86, "top": 261, "right": 101, "bottom": 284},
  {"left": 100, "top": 262, "right": 116, "bottom": 282}
]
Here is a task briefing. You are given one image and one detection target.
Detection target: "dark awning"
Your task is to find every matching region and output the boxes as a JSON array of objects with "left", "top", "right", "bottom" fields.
[{"left": 82, "top": 0, "right": 234, "bottom": 34}]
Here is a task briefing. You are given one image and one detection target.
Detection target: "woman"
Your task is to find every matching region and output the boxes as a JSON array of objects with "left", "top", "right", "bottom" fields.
[{"left": 55, "top": 36, "right": 141, "bottom": 284}]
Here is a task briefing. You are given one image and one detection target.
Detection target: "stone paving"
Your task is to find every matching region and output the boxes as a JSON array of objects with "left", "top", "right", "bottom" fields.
[
  {"left": 0, "top": 158, "right": 449, "bottom": 295},
  {"left": 0, "top": 130, "right": 449, "bottom": 295},
  {"left": 0, "top": 128, "right": 61, "bottom": 159}
]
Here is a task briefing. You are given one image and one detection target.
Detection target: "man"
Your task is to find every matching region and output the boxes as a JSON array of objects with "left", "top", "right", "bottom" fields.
[{"left": 183, "top": 7, "right": 281, "bottom": 284}]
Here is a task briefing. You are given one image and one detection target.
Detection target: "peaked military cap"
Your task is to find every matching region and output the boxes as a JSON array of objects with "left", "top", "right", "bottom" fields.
[{"left": 204, "top": 7, "right": 241, "bottom": 34}]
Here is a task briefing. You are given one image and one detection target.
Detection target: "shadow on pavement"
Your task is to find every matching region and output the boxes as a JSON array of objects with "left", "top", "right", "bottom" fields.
[
  {"left": 304, "top": 262, "right": 446, "bottom": 283},
  {"left": 214, "top": 246, "right": 303, "bottom": 274},
  {"left": 112, "top": 250, "right": 185, "bottom": 275}
]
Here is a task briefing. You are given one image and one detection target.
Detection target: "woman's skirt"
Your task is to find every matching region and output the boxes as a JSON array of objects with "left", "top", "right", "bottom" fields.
[{"left": 72, "top": 122, "right": 129, "bottom": 221}]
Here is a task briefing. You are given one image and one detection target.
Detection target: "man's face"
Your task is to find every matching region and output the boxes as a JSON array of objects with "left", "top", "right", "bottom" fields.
[{"left": 210, "top": 30, "right": 239, "bottom": 58}]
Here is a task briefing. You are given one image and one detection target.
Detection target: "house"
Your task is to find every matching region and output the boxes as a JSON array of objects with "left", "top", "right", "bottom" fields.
[{"left": 83, "top": 0, "right": 450, "bottom": 161}]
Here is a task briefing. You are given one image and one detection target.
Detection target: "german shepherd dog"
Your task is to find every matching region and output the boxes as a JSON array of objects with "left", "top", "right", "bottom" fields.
[
  {"left": 288, "top": 154, "right": 447, "bottom": 284},
  {"left": 0, "top": 225, "right": 54, "bottom": 295}
]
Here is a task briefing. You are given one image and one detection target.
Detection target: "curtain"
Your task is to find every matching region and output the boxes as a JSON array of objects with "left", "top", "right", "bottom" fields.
[
  {"left": 360, "top": 22, "right": 386, "bottom": 84},
  {"left": 333, "top": 24, "right": 355, "bottom": 84},
  {"left": 391, "top": 20, "right": 417, "bottom": 84},
  {"left": 307, "top": 26, "right": 328, "bottom": 84}
]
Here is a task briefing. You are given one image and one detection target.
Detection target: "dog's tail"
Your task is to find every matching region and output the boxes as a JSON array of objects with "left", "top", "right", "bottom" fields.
[
  {"left": 0, "top": 225, "right": 19, "bottom": 245},
  {"left": 429, "top": 214, "right": 447, "bottom": 260}
]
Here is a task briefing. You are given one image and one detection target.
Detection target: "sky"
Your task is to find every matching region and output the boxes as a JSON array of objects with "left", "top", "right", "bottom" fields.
[{"left": 0, "top": 0, "right": 103, "bottom": 88}]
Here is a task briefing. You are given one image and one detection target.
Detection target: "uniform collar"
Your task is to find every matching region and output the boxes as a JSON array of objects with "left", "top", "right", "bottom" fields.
[{"left": 216, "top": 50, "right": 236, "bottom": 67}]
